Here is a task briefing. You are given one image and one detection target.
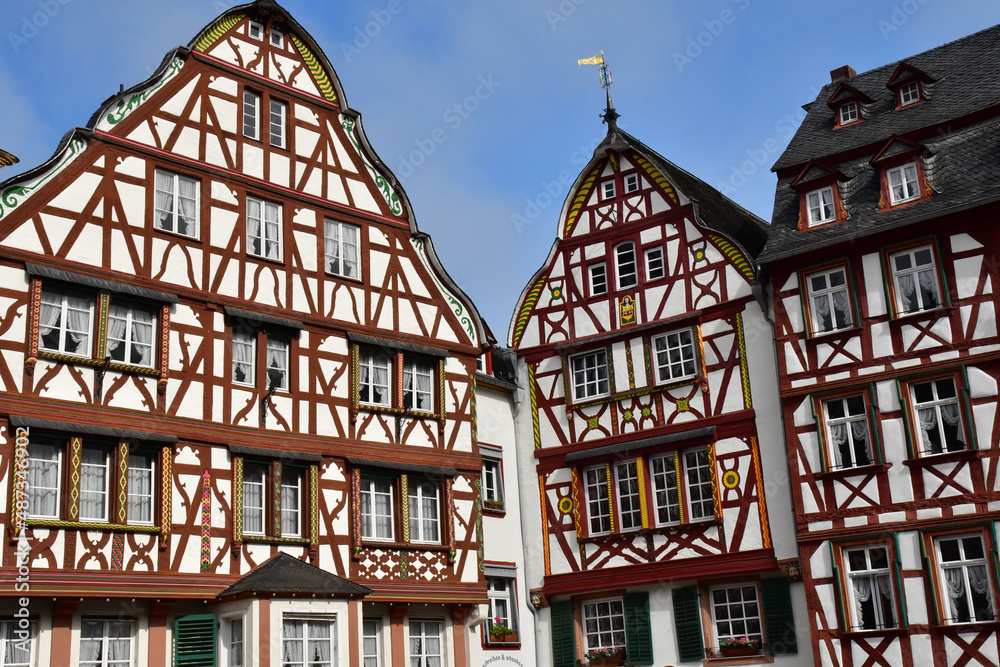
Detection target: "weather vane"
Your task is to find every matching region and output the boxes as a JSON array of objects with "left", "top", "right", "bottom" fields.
[{"left": 578, "top": 50, "right": 619, "bottom": 126}]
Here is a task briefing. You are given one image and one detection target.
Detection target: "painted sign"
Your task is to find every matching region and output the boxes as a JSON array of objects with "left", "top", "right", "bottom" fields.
[{"left": 619, "top": 294, "right": 636, "bottom": 326}]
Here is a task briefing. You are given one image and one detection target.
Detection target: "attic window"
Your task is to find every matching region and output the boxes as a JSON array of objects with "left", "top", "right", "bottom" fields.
[
  {"left": 270, "top": 29, "right": 284, "bottom": 48},
  {"left": 248, "top": 21, "right": 263, "bottom": 40},
  {"left": 602, "top": 180, "right": 616, "bottom": 200},
  {"left": 839, "top": 102, "right": 859, "bottom": 125},
  {"left": 624, "top": 173, "right": 639, "bottom": 194},
  {"left": 899, "top": 82, "right": 921, "bottom": 107},
  {"left": 806, "top": 187, "right": 836, "bottom": 226}
]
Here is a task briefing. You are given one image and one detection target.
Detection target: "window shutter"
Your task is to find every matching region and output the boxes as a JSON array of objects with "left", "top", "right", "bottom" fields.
[
  {"left": 174, "top": 614, "right": 217, "bottom": 667},
  {"left": 624, "top": 592, "right": 653, "bottom": 665},
  {"left": 672, "top": 586, "right": 704, "bottom": 662},
  {"left": 761, "top": 578, "right": 797, "bottom": 655},
  {"left": 550, "top": 600, "right": 576, "bottom": 667}
]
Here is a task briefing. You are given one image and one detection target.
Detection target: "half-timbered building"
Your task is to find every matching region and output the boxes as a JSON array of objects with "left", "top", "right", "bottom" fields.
[
  {"left": 0, "top": 1, "right": 507, "bottom": 665},
  {"left": 508, "top": 103, "right": 808, "bottom": 665},
  {"left": 760, "top": 26, "right": 1000, "bottom": 667}
]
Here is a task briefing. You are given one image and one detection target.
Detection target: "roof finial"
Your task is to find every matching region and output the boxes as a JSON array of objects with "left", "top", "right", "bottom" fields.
[{"left": 578, "top": 50, "right": 619, "bottom": 130}]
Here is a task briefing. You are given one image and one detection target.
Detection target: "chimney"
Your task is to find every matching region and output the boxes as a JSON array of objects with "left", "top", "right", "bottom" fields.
[{"left": 830, "top": 65, "right": 856, "bottom": 83}]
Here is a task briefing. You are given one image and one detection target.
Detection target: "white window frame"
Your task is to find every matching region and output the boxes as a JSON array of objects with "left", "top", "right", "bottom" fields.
[
  {"left": 624, "top": 172, "right": 639, "bottom": 193},
  {"left": 822, "top": 395, "right": 873, "bottom": 469},
  {"left": 221, "top": 613, "right": 246, "bottom": 667},
  {"left": 269, "top": 29, "right": 284, "bottom": 48},
  {"left": 403, "top": 359, "right": 434, "bottom": 413},
  {"left": 845, "top": 544, "right": 897, "bottom": 631},
  {"left": 408, "top": 620, "right": 443, "bottom": 667},
  {"left": 324, "top": 219, "right": 361, "bottom": 279},
  {"left": 601, "top": 180, "right": 616, "bottom": 200},
  {"left": 899, "top": 81, "right": 921, "bottom": 106},
  {"left": 910, "top": 377, "right": 966, "bottom": 456},
  {"left": 645, "top": 245, "right": 665, "bottom": 281},
  {"left": 247, "top": 21, "right": 263, "bottom": 40},
  {"left": 266, "top": 337, "right": 290, "bottom": 391},
  {"left": 126, "top": 451, "right": 155, "bottom": 525},
  {"left": 482, "top": 456, "right": 504, "bottom": 509},
  {"left": 806, "top": 186, "right": 836, "bottom": 226},
  {"left": 26, "top": 442, "right": 61, "bottom": 520},
  {"left": 269, "top": 99, "right": 286, "bottom": 148},
  {"left": 839, "top": 101, "right": 859, "bottom": 124},
  {"left": 243, "top": 89, "right": 260, "bottom": 140},
  {"left": 805, "top": 266, "right": 853, "bottom": 334},
  {"left": 106, "top": 304, "right": 156, "bottom": 368},
  {"left": 360, "top": 476, "right": 395, "bottom": 541},
  {"left": 934, "top": 534, "right": 996, "bottom": 625},
  {"left": 684, "top": 448, "right": 715, "bottom": 522},
  {"left": 232, "top": 331, "right": 256, "bottom": 386},
  {"left": 80, "top": 446, "right": 109, "bottom": 522},
  {"left": 613, "top": 460, "right": 641, "bottom": 531},
  {"left": 153, "top": 169, "right": 199, "bottom": 237},
  {"left": 246, "top": 197, "right": 282, "bottom": 260},
  {"left": 281, "top": 467, "right": 301, "bottom": 537},
  {"left": 242, "top": 463, "right": 267, "bottom": 536},
  {"left": 589, "top": 262, "right": 608, "bottom": 296},
  {"left": 359, "top": 351, "right": 392, "bottom": 408},
  {"left": 887, "top": 162, "right": 920, "bottom": 205},
  {"left": 79, "top": 618, "right": 134, "bottom": 667},
  {"left": 710, "top": 584, "right": 763, "bottom": 649},
  {"left": 889, "top": 244, "right": 941, "bottom": 314},
  {"left": 583, "top": 466, "right": 610, "bottom": 536},
  {"left": 408, "top": 480, "right": 440, "bottom": 544},
  {"left": 614, "top": 242, "right": 638, "bottom": 290},
  {"left": 281, "top": 615, "right": 334, "bottom": 667},
  {"left": 650, "top": 448, "right": 715, "bottom": 526},
  {"left": 0, "top": 619, "right": 36, "bottom": 667},
  {"left": 39, "top": 290, "right": 93, "bottom": 358},
  {"left": 582, "top": 598, "right": 625, "bottom": 652},
  {"left": 652, "top": 328, "right": 698, "bottom": 384},
  {"left": 486, "top": 577, "right": 518, "bottom": 643},
  {"left": 569, "top": 350, "right": 610, "bottom": 402},
  {"left": 362, "top": 618, "right": 383, "bottom": 667}
]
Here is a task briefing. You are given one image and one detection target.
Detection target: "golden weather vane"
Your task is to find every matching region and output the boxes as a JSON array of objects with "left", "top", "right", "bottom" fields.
[{"left": 578, "top": 50, "right": 619, "bottom": 125}]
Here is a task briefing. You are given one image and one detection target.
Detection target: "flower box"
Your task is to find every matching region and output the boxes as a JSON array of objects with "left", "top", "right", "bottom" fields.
[
  {"left": 589, "top": 659, "right": 623, "bottom": 667},
  {"left": 720, "top": 645, "right": 761, "bottom": 657}
]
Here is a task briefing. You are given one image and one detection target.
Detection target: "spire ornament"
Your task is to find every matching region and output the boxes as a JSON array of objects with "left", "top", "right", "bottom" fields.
[{"left": 578, "top": 50, "right": 619, "bottom": 130}]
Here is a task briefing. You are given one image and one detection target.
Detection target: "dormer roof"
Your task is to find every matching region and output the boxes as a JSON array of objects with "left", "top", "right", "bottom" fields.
[
  {"left": 790, "top": 162, "right": 846, "bottom": 189},
  {"left": 826, "top": 83, "right": 873, "bottom": 109},
  {"left": 869, "top": 136, "right": 925, "bottom": 165},
  {"left": 886, "top": 62, "right": 933, "bottom": 89}
]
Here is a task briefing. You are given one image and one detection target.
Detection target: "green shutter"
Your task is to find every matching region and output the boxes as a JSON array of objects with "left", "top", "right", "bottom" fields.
[
  {"left": 174, "top": 614, "right": 217, "bottom": 667},
  {"left": 761, "top": 578, "right": 797, "bottom": 655},
  {"left": 624, "top": 592, "right": 653, "bottom": 665},
  {"left": 672, "top": 586, "right": 704, "bottom": 662},
  {"left": 550, "top": 600, "right": 576, "bottom": 667}
]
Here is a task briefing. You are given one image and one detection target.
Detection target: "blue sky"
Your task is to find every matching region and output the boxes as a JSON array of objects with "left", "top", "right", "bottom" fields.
[{"left": 3, "top": 0, "right": 1000, "bottom": 341}]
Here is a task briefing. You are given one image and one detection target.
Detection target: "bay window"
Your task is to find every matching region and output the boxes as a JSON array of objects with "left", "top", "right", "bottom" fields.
[
  {"left": 282, "top": 616, "right": 334, "bottom": 667},
  {"left": 80, "top": 618, "right": 133, "bottom": 667}
]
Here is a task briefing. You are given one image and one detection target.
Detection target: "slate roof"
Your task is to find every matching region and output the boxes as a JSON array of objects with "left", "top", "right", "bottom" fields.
[
  {"left": 217, "top": 552, "right": 371, "bottom": 599},
  {"left": 760, "top": 24, "right": 1000, "bottom": 263}
]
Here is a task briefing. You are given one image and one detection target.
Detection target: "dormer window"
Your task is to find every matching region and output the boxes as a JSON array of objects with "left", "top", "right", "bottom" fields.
[
  {"left": 887, "top": 163, "right": 919, "bottom": 205},
  {"left": 839, "top": 102, "right": 859, "bottom": 125},
  {"left": 806, "top": 187, "right": 836, "bottom": 226},
  {"left": 899, "top": 82, "right": 921, "bottom": 107}
]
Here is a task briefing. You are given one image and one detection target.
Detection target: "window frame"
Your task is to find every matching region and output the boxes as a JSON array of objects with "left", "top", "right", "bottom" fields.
[
  {"left": 802, "top": 263, "right": 855, "bottom": 336},
  {"left": 362, "top": 617, "right": 383, "bottom": 667},
  {"left": 898, "top": 81, "right": 921, "bottom": 107},
  {"left": 323, "top": 219, "right": 362, "bottom": 280},
  {"left": 247, "top": 21, "right": 263, "bottom": 40},
  {"left": 232, "top": 331, "right": 256, "bottom": 387},
  {"left": 581, "top": 597, "right": 626, "bottom": 653},
  {"left": 931, "top": 531, "right": 998, "bottom": 625},
  {"left": 589, "top": 262, "right": 608, "bottom": 296},
  {"left": 281, "top": 615, "right": 335, "bottom": 667},
  {"left": 220, "top": 613, "right": 246, "bottom": 667},
  {"left": 403, "top": 358, "right": 435, "bottom": 414},
  {"left": 242, "top": 89, "right": 261, "bottom": 141},
  {"left": 624, "top": 172, "right": 640, "bottom": 194},
  {"left": 806, "top": 186, "right": 836, "bottom": 226},
  {"left": 38, "top": 289, "right": 94, "bottom": 359},
  {"left": 841, "top": 543, "right": 899, "bottom": 632},
  {"left": 360, "top": 475, "right": 396, "bottom": 542},
  {"left": 839, "top": 101, "right": 859, "bottom": 125},
  {"left": 408, "top": 479, "right": 441, "bottom": 545},
  {"left": 79, "top": 617, "right": 135, "bottom": 667},
  {"left": 905, "top": 374, "right": 970, "bottom": 457},
  {"left": 153, "top": 168, "right": 200, "bottom": 238},
  {"left": 614, "top": 241, "right": 638, "bottom": 290},
  {"left": 481, "top": 453, "right": 504, "bottom": 511},
  {"left": 358, "top": 350, "right": 393, "bottom": 409},
  {"left": 568, "top": 349, "right": 610, "bottom": 403},
  {"left": 651, "top": 327, "right": 699, "bottom": 385},
  {"left": 408, "top": 619, "right": 443, "bottom": 667},
  {"left": 644, "top": 245, "right": 665, "bottom": 281},
  {"left": 886, "top": 162, "right": 921, "bottom": 206},
  {"left": 105, "top": 302, "right": 157, "bottom": 369},
  {"left": 0, "top": 618, "right": 37, "bottom": 667},
  {"left": 236, "top": 459, "right": 311, "bottom": 543},
  {"left": 650, "top": 447, "right": 716, "bottom": 528},
  {"left": 709, "top": 583, "right": 764, "bottom": 652},
  {"left": 269, "top": 99, "right": 287, "bottom": 149},
  {"left": 485, "top": 576, "right": 519, "bottom": 645},
  {"left": 613, "top": 460, "right": 642, "bottom": 532},
  {"left": 601, "top": 180, "right": 616, "bottom": 200},
  {"left": 583, "top": 465, "right": 611, "bottom": 537},
  {"left": 818, "top": 392, "right": 876, "bottom": 471},
  {"left": 246, "top": 196, "right": 283, "bottom": 261},
  {"left": 26, "top": 441, "right": 62, "bottom": 520},
  {"left": 885, "top": 241, "right": 944, "bottom": 316},
  {"left": 269, "top": 29, "right": 284, "bottom": 48}
]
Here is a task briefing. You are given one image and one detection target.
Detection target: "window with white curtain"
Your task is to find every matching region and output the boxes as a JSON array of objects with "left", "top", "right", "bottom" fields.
[
  {"left": 266, "top": 338, "right": 289, "bottom": 391},
  {"left": 282, "top": 616, "right": 334, "bottom": 667},
  {"left": 482, "top": 456, "right": 503, "bottom": 509},
  {"left": 0, "top": 619, "right": 36, "bottom": 667},
  {"left": 223, "top": 615, "right": 245, "bottom": 667},
  {"left": 911, "top": 378, "right": 966, "bottom": 455},
  {"left": 652, "top": 328, "right": 697, "bottom": 383},
  {"left": 80, "top": 447, "right": 109, "bottom": 522},
  {"left": 409, "top": 620, "right": 442, "bottom": 667},
  {"left": 26, "top": 442, "right": 60, "bottom": 519},
  {"left": 408, "top": 480, "right": 440, "bottom": 544},
  {"left": 823, "top": 395, "right": 872, "bottom": 469},
  {"left": 935, "top": 534, "right": 996, "bottom": 624},
  {"left": 360, "top": 476, "right": 394, "bottom": 541},
  {"left": 242, "top": 463, "right": 267, "bottom": 536},
  {"left": 806, "top": 186, "right": 836, "bottom": 225},
  {"left": 890, "top": 244, "right": 941, "bottom": 314},
  {"left": 845, "top": 545, "right": 897, "bottom": 631},
  {"left": 583, "top": 466, "right": 610, "bottom": 535},
  {"left": 126, "top": 452, "right": 155, "bottom": 524},
  {"left": 106, "top": 304, "right": 155, "bottom": 368},
  {"left": 324, "top": 219, "right": 361, "bottom": 279},
  {"left": 362, "top": 618, "right": 382, "bottom": 667},
  {"left": 232, "top": 332, "right": 256, "bottom": 386},
  {"left": 403, "top": 360, "right": 434, "bottom": 413},
  {"left": 153, "top": 169, "right": 199, "bottom": 237},
  {"left": 806, "top": 267, "right": 853, "bottom": 334},
  {"left": 247, "top": 197, "right": 282, "bottom": 260},
  {"left": 281, "top": 468, "right": 301, "bottom": 537},
  {"left": 79, "top": 619, "right": 133, "bottom": 667},
  {"left": 887, "top": 163, "right": 920, "bottom": 204},
  {"left": 614, "top": 461, "right": 641, "bottom": 531},
  {"left": 39, "top": 290, "right": 93, "bottom": 357},
  {"left": 359, "top": 351, "right": 392, "bottom": 407}
]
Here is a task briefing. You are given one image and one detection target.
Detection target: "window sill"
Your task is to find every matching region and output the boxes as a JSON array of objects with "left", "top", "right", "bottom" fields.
[
  {"left": 929, "top": 620, "right": 1000, "bottom": 633},
  {"left": 242, "top": 535, "right": 310, "bottom": 545},
  {"left": 483, "top": 508, "right": 506, "bottom": 518},
  {"left": 814, "top": 462, "right": 891, "bottom": 481},
  {"left": 888, "top": 305, "right": 950, "bottom": 324},
  {"left": 26, "top": 520, "right": 160, "bottom": 533},
  {"left": 358, "top": 540, "right": 450, "bottom": 552},
  {"left": 903, "top": 448, "right": 979, "bottom": 467},
  {"left": 37, "top": 351, "right": 161, "bottom": 377},
  {"left": 484, "top": 640, "right": 521, "bottom": 650},
  {"left": 246, "top": 252, "right": 285, "bottom": 266},
  {"left": 153, "top": 226, "right": 202, "bottom": 244},
  {"left": 358, "top": 404, "right": 441, "bottom": 420},
  {"left": 324, "top": 269, "right": 363, "bottom": 285},
  {"left": 704, "top": 652, "right": 773, "bottom": 665},
  {"left": 579, "top": 518, "right": 720, "bottom": 543},
  {"left": 839, "top": 627, "right": 908, "bottom": 639},
  {"left": 805, "top": 325, "right": 862, "bottom": 342}
]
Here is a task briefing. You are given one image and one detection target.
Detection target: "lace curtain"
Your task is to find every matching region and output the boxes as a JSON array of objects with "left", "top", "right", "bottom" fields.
[
  {"left": 918, "top": 404, "right": 963, "bottom": 452},
  {"left": 898, "top": 271, "right": 938, "bottom": 311},
  {"left": 267, "top": 341, "right": 287, "bottom": 390},
  {"left": 233, "top": 335, "right": 253, "bottom": 383},
  {"left": 177, "top": 177, "right": 197, "bottom": 234},
  {"left": 264, "top": 204, "right": 280, "bottom": 260},
  {"left": 852, "top": 574, "right": 892, "bottom": 628},
  {"left": 814, "top": 291, "right": 851, "bottom": 329},
  {"left": 830, "top": 420, "right": 871, "bottom": 466},
  {"left": 26, "top": 445, "right": 59, "bottom": 517},
  {"left": 342, "top": 225, "right": 359, "bottom": 278},
  {"left": 79, "top": 449, "right": 107, "bottom": 520},
  {"left": 155, "top": 171, "right": 174, "bottom": 229},
  {"left": 247, "top": 199, "right": 262, "bottom": 255},
  {"left": 375, "top": 488, "right": 392, "bottom": 538}
]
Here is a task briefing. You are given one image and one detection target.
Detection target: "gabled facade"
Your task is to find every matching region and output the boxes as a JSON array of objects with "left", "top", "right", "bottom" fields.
[
  {"left": 0, "top": 1, "right": 513, "bottom": 665},
  {"left": 509, "top": 112, "right": 808, "bottom": 666},
  {"left": 761, "top": 25, "right": 1000, "bottom": 667}
]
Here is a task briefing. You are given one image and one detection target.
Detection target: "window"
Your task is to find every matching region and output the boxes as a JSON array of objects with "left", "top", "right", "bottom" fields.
[
  {"left": 582, "top": 599, "right": 625, "bottom": 653},
  {"left": 615, "top": 242, "right": 638, "bottom": 289},
  {"left": 806, "top": 186, "right": 835, "bottom": 226},
  {"left": 242, "top": 463, "right": 266, "bottom": 535},
  {"left": 823, "top": 395, "right": 873, "bottom": 469},
  {"left": 845, "top": 545, "right": 897, "bottom": 631},
  {"left": 482, "top": 457, "right": 504, "bottom": 510},
  {"left": 652, "top": 328, "right": 697, "bottom": 384},
  {"left": 266, "top": 337, "right": 290, "bottom": 391},
  {"left": 39, "top": 290, "right": 93, "bottom": 357},
  {"left": 589, "top": 263, "right": 608, "bottom": 296},
  {"left": 269, "top": 100, "right": 286, "bottom": 148},
  {"left": 645, "top": 246, "right": 665, "bottom": 281},
  {"left": 839, "top": 102, "right": 859, "bottom": 125},
  {"left": 80, "top": 446, "right": 109, "bottom": 522},
  {"left": 409, "top": 620, "right": 442, "bottom": 667},
  {"left": 624, "top": 173, "right": 639, "bottom": 193},
  {"left": 269, "top": 29, "right": 284, "bottom": 48},
  {"left": 899, "top": 82, "right": 921, "bottom": 106},
  {"left": 650, "top": 448, "right": 715, "bottom": 526},
  {"left": 242, "top": 90, "right": 260, "bottom": 140},
  {"left": 889, "top": 244, "right": 940, "bottom": 314},
  {"left": 935, "top": 534, "right": 996, "bottom": 624},
  {"left": 584, "top": 467, "right": 610, "bottom": 535},
  {"left": 359, "top": 351, "right": 392, "bottom": 407},
  {"left": 223, "top": 615, "right": 245, "bottom": 667},
  {"left": 247, "top": 21, "right": 263, "bottom": 40},
  {"left": 127, "top": 452, "right": 155, "bottom": 524},
  {"left": 106, "top": 305, "right": 155, "bottom": 368},
  {"left": 80, "top": 619, "right": 133, "bottom": 667},
  {"left": 806, "top": 267, "right": 853, "bottom": 334},
  {"left": 232, "top": 332, "right": 255, "bottom": 386},
  {"left": 154, "top": 169, "right": 199, "bottom": 237},
  {"left": 614, "top": 461, "right": 642, "bottom": 531},
  {"left": 282, "top": 616, "right": 333, "bottom": 667},
  {"left": 487, "top": 578, "right": 518, "bottom": 644},
  {"left": 360, "top": 476, "right": 394, "bottom": 541},
  {"left": 26, "top": 442, "right": 60, "bottom": 519},
  {"left": 408, "top": 480, "right": 440, "bottom": 544},
  {"left": 362, "top": 618, "right": 382, "bottom": 667},
  {"left": 403, "top": 360, "right": 434, "bottom": 413},
  {"left": 887, "top": 163, "right": 919, "bottom": 205},
  {"left": 0, "top": 619, "right": 36, "bottom": 667},
  {"left": 324, "top": 219, "right": 361, "bottom": 279},
  {"left": 601, "top": 180, "right": 616, "bottom": 200},
  {"left": 910, "top": 378, "right": 966, "bottom": 455},
  {"left": 711, "top": 585, "right": 763, "bottom": 650},
  {"left": 282, "top": 468, "right": 301, "bottom": 537},
  {"left": 570, "top": 350, "right": 609, "bottom": 402},
  {"left": 246, "top": 197, "right": 282, "bottom": 260},
  {"left": 241, "top": 462, "right": 305, "bottom": 539}
]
